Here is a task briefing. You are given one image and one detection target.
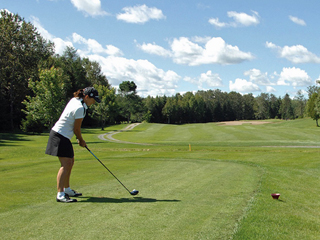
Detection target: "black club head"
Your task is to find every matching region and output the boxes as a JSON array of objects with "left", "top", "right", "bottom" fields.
[{"left": 130, "top": 189, "right": 139, "bottom": 195}]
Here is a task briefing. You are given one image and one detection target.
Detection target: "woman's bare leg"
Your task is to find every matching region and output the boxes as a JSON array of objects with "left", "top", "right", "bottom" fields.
[{"left": 57, "top": 157, "right": 74, "bottom": 192}]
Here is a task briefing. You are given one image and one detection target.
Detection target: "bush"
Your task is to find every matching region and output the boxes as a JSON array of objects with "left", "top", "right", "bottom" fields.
[{"left": 21, "top": 115, "right": 44, "bottom": 134}]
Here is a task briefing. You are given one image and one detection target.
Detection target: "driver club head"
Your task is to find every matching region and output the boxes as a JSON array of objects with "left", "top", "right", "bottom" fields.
[{"left": 130, "top": 189, "right": 139, "bottom": 195}]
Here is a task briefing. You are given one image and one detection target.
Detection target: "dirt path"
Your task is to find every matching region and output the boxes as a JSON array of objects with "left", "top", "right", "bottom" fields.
[{"left": 98, "top": 123, "right": 152, "bottom": 145}]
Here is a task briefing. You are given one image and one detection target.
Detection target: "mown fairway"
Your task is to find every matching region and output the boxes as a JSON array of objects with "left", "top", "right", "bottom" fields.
[{"left": 1, "top": 118, "right": 320, "bottom": 239}]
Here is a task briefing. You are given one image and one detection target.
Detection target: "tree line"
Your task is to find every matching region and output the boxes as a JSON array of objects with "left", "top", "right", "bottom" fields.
[
  {"left": 1, "top": 10, "right": 320, "bottom": 133},
  {"left": 144, "top": 90, "right": 307, "bottom": 124}
]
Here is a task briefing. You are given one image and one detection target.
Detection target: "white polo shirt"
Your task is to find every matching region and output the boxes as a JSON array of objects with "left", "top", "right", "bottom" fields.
[{"left": 52, "top": 97, "right": 88, "bottom": 139}]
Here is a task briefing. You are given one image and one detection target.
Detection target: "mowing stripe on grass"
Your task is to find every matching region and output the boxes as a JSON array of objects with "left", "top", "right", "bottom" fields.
[
  {"left": 2, "top": 119, "right": 320, "bottom": 239},
  {"left": 0, "top": 158, "right": 261, "bottom": 239}
]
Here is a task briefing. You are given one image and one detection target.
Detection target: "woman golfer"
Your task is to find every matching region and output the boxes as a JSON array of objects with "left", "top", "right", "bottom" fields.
[{"left": 46, "top": 87, "right": 101, "bottom": 203}]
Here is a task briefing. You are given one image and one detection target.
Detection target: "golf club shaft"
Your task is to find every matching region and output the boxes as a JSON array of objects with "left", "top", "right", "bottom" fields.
[{"left": 85, "top": 146, "right": 131, "bottom": 194}]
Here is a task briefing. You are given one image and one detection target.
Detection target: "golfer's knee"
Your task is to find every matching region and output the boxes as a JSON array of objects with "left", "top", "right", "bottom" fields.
[
  {"left": 60, "top": 157, "right": 74, "bottom": 170},
  {"left": 66, "top": 160, "right": 74, "bottom": 169}
]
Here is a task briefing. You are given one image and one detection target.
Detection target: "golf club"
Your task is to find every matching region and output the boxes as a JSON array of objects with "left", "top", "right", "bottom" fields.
[{"left": 85, "top": 146, "right": 139, "bottom": 196}]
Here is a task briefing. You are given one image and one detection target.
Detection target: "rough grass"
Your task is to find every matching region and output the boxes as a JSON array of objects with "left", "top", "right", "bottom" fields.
[{"left": 1, "top": 118, "right": 320, "bottom": 239}]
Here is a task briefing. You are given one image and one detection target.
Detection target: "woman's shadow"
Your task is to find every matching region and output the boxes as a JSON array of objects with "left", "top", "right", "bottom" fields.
[{"left": 77, "top": 196, "right": 180, "bottom": 203}]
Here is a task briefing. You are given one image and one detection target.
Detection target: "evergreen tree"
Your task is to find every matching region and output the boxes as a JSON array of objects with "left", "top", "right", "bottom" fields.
[
  {"left": 60, "top": 47, "right": 90, "bottom": 97},
  {"left": 118, "top": 81, "right": 142, "bottom": 123},
  {"left": 279, "top": 94, "right": 294, "bottom": 120}
]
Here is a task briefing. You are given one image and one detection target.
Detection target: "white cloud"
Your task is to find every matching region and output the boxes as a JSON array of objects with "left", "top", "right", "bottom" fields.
[
  {"left": 137, "top": 37, "right": 254, "bottom": 66},
  {"left": 86, "top": 39, "right": 106, "bottom": 54},
  {"left": 277, "top": 67, "right": 312, "bottom": 87},
  {"left": 31, "top": 16, "right": 73, "bottom": 55},
  {"left": 184, "top": 71, "right": 223, "bottom": 89},
  {"left": 266, "top": 86, "right": 276, "bottom": 93},
  {"left": 170, "top": 37, "right": 254, "bottom": 65},
  {"left": 53, "top": 38, "right": 74, "bottom": 55},
  {"left": 209, "top": 11, "right": 260, "bottom": 28},
  {"left": 72, "top": 33, "right": 123, "bottom": 56},
  {"left": 228, "top": 11, "right": 260, "bottom": 26},
  {"left": 229, "top": 78, "right": 261, "bottom": 93},
  {"left": 199, "top": 71, "right": 223, "bottom": 87},
  {"left": 105, "top": 45, "right": 123, "bottom": 56},
  {"left": 244, "top": 68, "right": 273, "bottom": 85},
  {"left": 208, "top": 18, "right": 228, "bottom": 28},
  {"left": 289, "top": 15, "right": 306, "bottom": 26},
  {"left": 192, "top": 36, "right": 212, "bottom": 44},
  {"left": 70, "top": 34, "right": 180, "bottom": 96},
  {"left": 72, "top": 32, "right": 86, "bottom": 44},
  {"left": 170, "top": 37, "right": 203, "bottom": 65},
  {"left": 266, "top": 42, "right": 320, "bottom": 64},
  {"left": 73, "top": 33, "right": 106, "bottom": 54},
  {"left": 117, "top": 4, "right": 166, "bottom": 24},
  {"left": 281, "top": 45, "right": 320, "bottom": 63},
  {"left": 87, "top": 55, "right": 180, "bottom": 97},
  {"left": 70, "top": 0, "right": 108, "bottom": 17},
  {"left": 137, "top": 42, "right": 172, "bottom": 57},
  {"left": 265, "top": 41, "right": 277, "bottom": 49}
]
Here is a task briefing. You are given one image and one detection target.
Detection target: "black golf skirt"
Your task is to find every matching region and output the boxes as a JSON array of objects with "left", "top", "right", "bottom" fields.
[{"left": 45, "top": 130, "right": 74, "bottom": 158}]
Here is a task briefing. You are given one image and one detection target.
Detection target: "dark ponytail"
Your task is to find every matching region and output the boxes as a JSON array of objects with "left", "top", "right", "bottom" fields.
[{"left": 73, "top": 89, "right": 85, "bottom": 98}]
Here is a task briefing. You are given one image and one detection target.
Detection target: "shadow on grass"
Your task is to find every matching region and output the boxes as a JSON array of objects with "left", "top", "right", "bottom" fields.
[
  {"left": 0, "top": 133, "right": 31, "bottom": 146},
  {"left": 78, "top": 196, "right": 181, "bottom": 203}
]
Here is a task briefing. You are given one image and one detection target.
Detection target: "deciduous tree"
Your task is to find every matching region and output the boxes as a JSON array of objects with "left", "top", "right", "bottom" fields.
[
  {"left": 306, "top": 92, "right": 320, "bottom": 127},
  {"left": 90, "top": 85, "right": 117, "bottom": 130},
  {"left": 0, "top": 10, "right": 54, "bottom": 130},
  {"left": 22, "top": 67, "right": 69, "bottom": 130}
]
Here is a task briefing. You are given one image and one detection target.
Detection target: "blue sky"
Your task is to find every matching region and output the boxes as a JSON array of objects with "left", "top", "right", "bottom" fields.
[{"left": 2, "top": 0, "right": 320, "bottom": 98}]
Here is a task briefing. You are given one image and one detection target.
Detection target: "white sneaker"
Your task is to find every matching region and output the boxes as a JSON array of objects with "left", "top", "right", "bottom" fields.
[
  {"left": 56, "top": 194, "right": 77, "bottom": 203},
  {"left": 65, "top": 189, "right": 82, "bottom": 197}
]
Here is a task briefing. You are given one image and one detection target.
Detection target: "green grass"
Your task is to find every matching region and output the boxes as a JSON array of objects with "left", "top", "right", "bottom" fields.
[{"left": 1, "top": 118, "right": 320, "bottom": 239}]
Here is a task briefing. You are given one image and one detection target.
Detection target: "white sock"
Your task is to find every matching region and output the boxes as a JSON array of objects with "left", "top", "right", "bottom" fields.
[
  {"left": 64, "top": 187, "right": 72, "bottom": 192},
  {"left": 57, "top": 192, "right": 65, "bottom": 199}
]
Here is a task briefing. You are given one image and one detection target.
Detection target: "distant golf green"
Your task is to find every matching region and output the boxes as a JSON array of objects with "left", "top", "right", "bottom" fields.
[{"left": 1, "top": 118, "right": 320, "bottom": 239}]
